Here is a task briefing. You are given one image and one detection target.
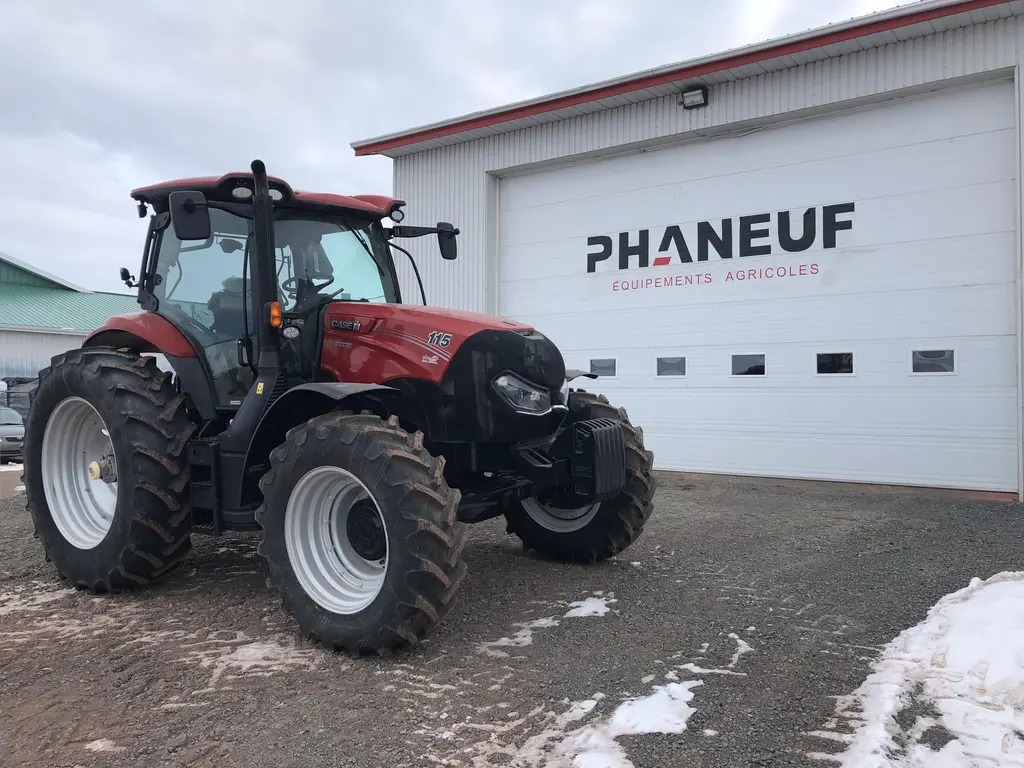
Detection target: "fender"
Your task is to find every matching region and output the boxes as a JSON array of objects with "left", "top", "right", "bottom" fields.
[
  {"left": 243, "top": 382, "right": 399, "bottom": 478},
  {"left": 565, "top": 369, "right": 598, "bottom": 382},
  {"left": 84, "top": 312, "right": 197, "bottom": 358},
  {"left": 82, "top": 312, "right": 220, "bottom": 420}
]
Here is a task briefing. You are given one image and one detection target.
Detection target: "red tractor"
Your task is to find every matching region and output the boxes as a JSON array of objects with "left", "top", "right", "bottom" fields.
[{"left": 21, "top": 160, "right": 656, "bottom": 654}]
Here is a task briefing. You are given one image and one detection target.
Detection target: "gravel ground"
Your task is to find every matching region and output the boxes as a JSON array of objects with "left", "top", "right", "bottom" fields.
[{"left": 1, "top": 472, "right": 1022, "bottom": 768}]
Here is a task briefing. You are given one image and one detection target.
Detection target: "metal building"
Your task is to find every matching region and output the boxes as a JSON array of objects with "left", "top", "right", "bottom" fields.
[
  {"left": 353, "top": 0, "right": 1024, "bottom": 498},
  {"left": 0, "top": 252, "right": 137, "bottom": 408}
]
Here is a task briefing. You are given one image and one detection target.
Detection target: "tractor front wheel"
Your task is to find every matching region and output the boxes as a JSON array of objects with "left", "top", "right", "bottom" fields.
[
  {"left": 23, "top": 347, "right": 198, "bottom": 591},
  {"left": 504, "top": 390, "right": 656, "bottom": 564},
  {"left": 255, "top": 412, "right": 468, "bottom": 655}
]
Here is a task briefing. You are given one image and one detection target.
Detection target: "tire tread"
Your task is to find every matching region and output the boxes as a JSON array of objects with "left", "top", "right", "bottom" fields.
[
  {"left": 255, "top": 411, "right": 467, "bottom": 656},
  {"left": 22, "top": 346, "right": 197, "bottom": 592},
  {"left": 504, "top": 389, "right": 657, "bottom": 563}
]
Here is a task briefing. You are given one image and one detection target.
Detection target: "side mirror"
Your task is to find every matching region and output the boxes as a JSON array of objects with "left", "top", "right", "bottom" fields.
[
  {"left": 119, "top": 266, "right": 138, "bottom": 289},
  {"left": 437, "top": 221, "right": 459, "bottom": 261},
  {"left": 168, "top": 190, "right": 212, "bottom": 242}
]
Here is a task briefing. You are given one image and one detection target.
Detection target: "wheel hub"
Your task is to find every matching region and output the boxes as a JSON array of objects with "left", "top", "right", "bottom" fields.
[
  {"left": 41, "top": 396, "right": 119, "bottom": 550},
  {"left": 87, "top": 454, "right": 117, "bottom": 484},
  {"left": 521, "top": 497, "right": 601, "bottom": 533},
  {"left": 346, "top": 499, "right": 387, "bottom": 561},
  {"left": 284, "top": 465, "right": 390, "bottom": 616}
]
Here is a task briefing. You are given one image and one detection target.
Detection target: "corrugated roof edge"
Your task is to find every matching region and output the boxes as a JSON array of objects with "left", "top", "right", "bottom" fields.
[
  {"left": 351, "top": 0, "right": 1009, "bottom": 156},
  {"left": 0, "top": 251, "right": 91, "bottom": 293}
]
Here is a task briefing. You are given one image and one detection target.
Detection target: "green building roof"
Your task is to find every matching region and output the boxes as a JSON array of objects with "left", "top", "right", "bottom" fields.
[
  {"left": 0, "top": 284, "right": 139, "bottom": 332},
  {"left": 0, "top": 252, "right": 139, "bottom": 333}
]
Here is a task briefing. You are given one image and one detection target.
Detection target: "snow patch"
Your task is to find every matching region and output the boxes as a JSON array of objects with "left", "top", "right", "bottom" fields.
[
  {"left": 547, "top": 682, "right": 703, "bottom": 766},
  {"left": 809, "top": 571, "right": 1024, "bottom": 767},
  {"left": 677, "top": 662, "right": 746, "bottom": 677},
  {"left": 184, "top": 637, "right": 322, "bottom": 690},
  {"left": 564, "top": 595, "right": 617, "bottom": 618},
  {"left": 84, "top": 739, "right": 121, "bottom": 753},
  {"left": 727, "top": 632, "right": 753, "bottom": 668},
  {"left": 0, "top": 583, "right": 75, "bottom": 617},
  {"left": 478, "top": 617, "right": 561, "bottom": 658},
  {"left": 477, "top": 593, "right": 617, "bottom": 656}
]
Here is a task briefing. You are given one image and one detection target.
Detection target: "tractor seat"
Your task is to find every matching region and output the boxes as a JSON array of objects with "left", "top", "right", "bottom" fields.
[{"left": 207, "top": 285, "right": 249, "bottom": 340}]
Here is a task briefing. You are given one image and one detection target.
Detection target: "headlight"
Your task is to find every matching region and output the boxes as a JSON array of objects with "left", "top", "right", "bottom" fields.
[{"left": 492, "top": 373, "right": 551, "bottom": 414}]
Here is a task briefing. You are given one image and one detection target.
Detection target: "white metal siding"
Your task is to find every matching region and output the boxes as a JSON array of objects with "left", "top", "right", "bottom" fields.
[
  {"left": 393, "top": 16, "right": 1022, "bottom": 315},
  {"left": 0, "top": 330, "right": 85, "bottom": 379},
  {"left": 390, "top": 11, "right": 1024, "bottom": 493},
  {"left": 497, "top": 81, "right": 1018, "bottom": 491}
]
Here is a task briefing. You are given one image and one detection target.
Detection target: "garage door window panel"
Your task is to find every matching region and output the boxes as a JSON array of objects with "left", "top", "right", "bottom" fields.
[
  {"left": 816, "top": 353, "right": 855, "bottom": 376},
  {"left": 731, "top": 354, "right": 766, "bottom": 377},
  {"left": 656, "top": 357, "right": 687, "bottom": 377},
  {"left": 589, "top": 358, "right": 617, "bottom": 378},
  {"left": 911, "top": 349, "right": 956, "bottom": 375}
]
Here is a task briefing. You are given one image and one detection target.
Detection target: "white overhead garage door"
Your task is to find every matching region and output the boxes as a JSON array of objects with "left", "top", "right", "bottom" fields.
[{"left": 497, "top": 80, "right": 1020, "bottom": 492}]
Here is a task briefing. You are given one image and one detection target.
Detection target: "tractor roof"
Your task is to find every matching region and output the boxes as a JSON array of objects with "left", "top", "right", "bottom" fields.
[{"left": 130, "top": 172, "right": 404, "bottom": 218}]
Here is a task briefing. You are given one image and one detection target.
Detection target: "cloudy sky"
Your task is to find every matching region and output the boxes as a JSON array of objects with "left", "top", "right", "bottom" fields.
[{"left": 1, "top": 0, "right": 902, "bottom": 293}]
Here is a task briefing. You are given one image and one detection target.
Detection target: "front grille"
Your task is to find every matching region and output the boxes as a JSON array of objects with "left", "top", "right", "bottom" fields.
[{"left": 3, "top": 436, "right": 22, "bottom": 443}]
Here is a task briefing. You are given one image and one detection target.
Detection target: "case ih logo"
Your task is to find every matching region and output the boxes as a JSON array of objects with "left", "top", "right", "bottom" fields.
[
  {"left": 331, "top": 318, "right": 362, "bottom": 331},
  {"left": 586, "top": 203, "right": 855, "bottom": 274}
]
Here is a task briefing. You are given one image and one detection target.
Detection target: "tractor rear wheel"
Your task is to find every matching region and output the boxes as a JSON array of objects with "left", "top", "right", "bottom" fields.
[
  {"left": 22, "top": 347, "right": 198, "bottom": 591},
  {"left": 255, "top": 412, "right": 468, "bottom": 655},
  {"left": 504, "top": 390, "right": 656, "bottom": 563}
]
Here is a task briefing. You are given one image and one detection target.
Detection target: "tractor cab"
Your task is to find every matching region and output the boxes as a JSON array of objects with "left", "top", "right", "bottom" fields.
[{"left": 130, "top": 174, "right": 405, "bottom": 410}]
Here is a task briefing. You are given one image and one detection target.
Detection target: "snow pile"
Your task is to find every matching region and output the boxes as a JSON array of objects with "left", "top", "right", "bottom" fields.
[{"left": 810, "top": 571, "right": 1024, "bottom": 767}]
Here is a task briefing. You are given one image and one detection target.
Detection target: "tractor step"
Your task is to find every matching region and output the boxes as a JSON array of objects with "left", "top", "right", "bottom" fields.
[{"left": 187, "top": 439, "right": 222, "bottom": 535}]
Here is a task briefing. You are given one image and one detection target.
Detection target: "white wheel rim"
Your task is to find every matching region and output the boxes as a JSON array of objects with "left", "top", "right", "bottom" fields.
[
  {"left": 41, "top": 396, "right": 118, "bottom": 550},
  {"left": 285, "top": 466, "right": 389, "bottom": 615},
  {"left": 522, "top": 498, "right": 600, "bottom": 533}
]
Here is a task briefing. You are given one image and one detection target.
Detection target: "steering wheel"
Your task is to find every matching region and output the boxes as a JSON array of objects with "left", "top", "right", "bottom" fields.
[{"left": 281, "top": 275, "right": 335, "bottom": 299}]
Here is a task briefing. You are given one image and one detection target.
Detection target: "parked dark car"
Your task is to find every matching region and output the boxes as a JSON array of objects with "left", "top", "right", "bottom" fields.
[{"left": 0, "top": 406, "right": 24, "bottom": 463}]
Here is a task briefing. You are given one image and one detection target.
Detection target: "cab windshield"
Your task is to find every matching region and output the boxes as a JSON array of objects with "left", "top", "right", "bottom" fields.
[
  {"left": 151, "top": 205, "right": 399, "bottom": 407},
  {"left": 153, "top": 207, "right": 397, "bottom": 324}
]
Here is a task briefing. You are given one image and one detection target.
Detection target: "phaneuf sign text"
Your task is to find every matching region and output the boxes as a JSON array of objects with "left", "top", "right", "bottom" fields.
[{"left": 585, "top": 203, "right": 855, "bottom": 292}]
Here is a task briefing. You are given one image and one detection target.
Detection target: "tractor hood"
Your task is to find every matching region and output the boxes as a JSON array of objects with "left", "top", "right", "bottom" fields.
[
  {"left": 329, "top": 302, "right": 534, "bottom": 334},
  {"left": 321, "top": 301, "right": 563, "bottom": 392},
  {"left": 318, "top": 300, "right": 568, "bottom": 443}
]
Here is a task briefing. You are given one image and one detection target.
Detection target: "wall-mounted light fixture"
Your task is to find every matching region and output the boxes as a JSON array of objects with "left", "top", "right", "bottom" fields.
[{"left": 680, "top": 85, "right": 709, "bottom": 109}]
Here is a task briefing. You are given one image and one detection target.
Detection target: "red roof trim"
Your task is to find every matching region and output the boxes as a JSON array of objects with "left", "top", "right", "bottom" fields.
[
  {"left": 131, "top": 173, "right": 403, "bottom": 216},
  {"left": 292, "top": 190, "right": 404, "bottom": 214},
  {"left": 353, "top": 0, "right": 1007, "bottom": 156}
]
